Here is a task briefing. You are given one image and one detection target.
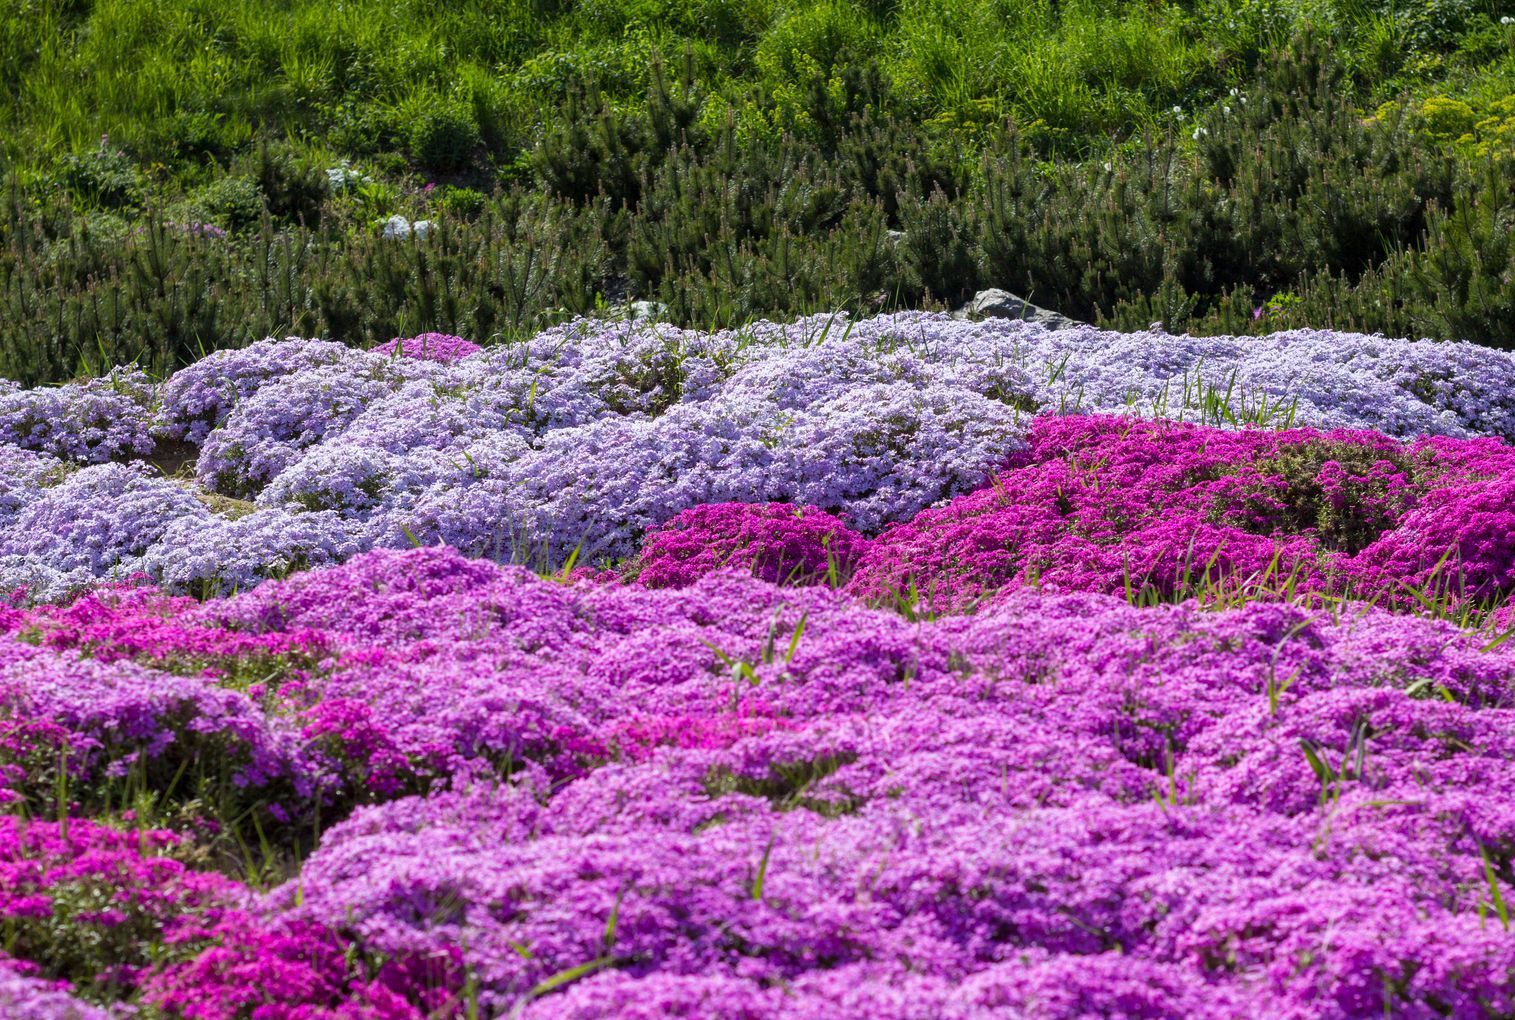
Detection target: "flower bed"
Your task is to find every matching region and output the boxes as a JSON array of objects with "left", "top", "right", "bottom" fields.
[
  {"left": 3, "top": 314, "right": 1515, "bottom": 600},
  {"left": 2, "top": 550, "right": 1515, "bottom": 1016},
  {"left": 4, "top": 315, "right": 1515, "bottom": 1018}
]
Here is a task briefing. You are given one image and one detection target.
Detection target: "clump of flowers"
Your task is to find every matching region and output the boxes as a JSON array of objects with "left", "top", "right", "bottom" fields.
[
  {"left": 371, "top": 333, "right": 481, "bottom": 363},
  {"left": 0, "top": 367, "right": 156, "bottom": 463},
  {"left": 0, "top": 816, "right": 241, "bottom": 1003},
  {"left": 845, "top": 415, "right": 1515, "bottom": 614},
  {"left": 0, "top": 463, "right": 211, "bottom": 595},
  {"left": 141, "top": 912, "right": 457, "bottom": 1020},
  {"left": 10, "top": 313, "right": 1515, "bottom": 594},
  {"left": 155, "top": 337, "right": 379, "bottom": 445},
  {"left": 177, "top": 549, "right": 1515, "bottom": 1017},
  {"left": 1, "top": 546, "right": 1514, "bottom": 1014},
  {"left": 632, "top": 502, "right": 865, "bottom": 588},
  {"left": 0, "top": 956, "right": 112, "bottom": 1019},
  {"left": 3, "top": 581, "right": 328, "bottom": 678}
]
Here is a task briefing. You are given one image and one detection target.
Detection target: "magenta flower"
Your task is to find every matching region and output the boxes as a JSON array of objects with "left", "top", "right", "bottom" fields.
[{"left": 370, "top": 333, "right": 480, "bottom": 363}]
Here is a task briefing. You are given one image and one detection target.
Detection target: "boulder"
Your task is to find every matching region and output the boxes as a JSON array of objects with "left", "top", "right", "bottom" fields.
[
  {"left": 628, "top": 299, "right": 669, "bottom": 321},
  {"left": 954, "top": 288, "right": 1082, "bottom": 330}
]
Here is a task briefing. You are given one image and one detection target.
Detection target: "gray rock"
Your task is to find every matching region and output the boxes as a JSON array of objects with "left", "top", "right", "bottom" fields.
[
  {"left": 628, "top": 299, "right": 669, "bottom": 321},
  {"left": 954, "top": 288, "right": 1082, "bottom": 330}
]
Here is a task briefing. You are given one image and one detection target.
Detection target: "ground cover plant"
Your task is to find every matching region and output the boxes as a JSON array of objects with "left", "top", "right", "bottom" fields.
[
  {"left": 5, "top": 549, "right": 1515, "bottom": 1017},
  {"left": 3, "top": 311, "right": 1515, "bottom": 1017},
  {"left": 5, "top": 312, "right": 1515, "bottom": 599}
]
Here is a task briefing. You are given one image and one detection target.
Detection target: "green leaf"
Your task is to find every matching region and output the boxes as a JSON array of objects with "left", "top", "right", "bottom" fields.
[
  {"left": 603, "top": 888, "right": 625, "bottom": 954},
  {"left": 1481, "top": 844, "right": 1510, "bottom": 932},
  {"left": 784, "top": 610, "right": 809, "bottom": 665},
  {"left": 523, "top": 955, "right": 614, "bottom": 1000},
  {"left": 751, "top": 835, "right": 776, "bottom": 902},
  {"left": 1300, "top": 741, "right": 1333, "bottom": 785}
]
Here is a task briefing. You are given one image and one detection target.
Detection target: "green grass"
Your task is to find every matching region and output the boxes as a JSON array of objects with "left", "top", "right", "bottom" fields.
[{"left": 2, "top": 0, "right": 1509, "bottom": 190}]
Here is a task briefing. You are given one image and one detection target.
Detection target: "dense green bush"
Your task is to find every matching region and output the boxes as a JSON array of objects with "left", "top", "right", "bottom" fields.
[
  {"left": 54, "top": 144, "right": 143, "bottom": 210},
  {"left": 405, "top": 98, "right": 483, "bottom": 172}
]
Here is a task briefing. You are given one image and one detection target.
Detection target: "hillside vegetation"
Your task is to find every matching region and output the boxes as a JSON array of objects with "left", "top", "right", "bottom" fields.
[{"left": 1, "top": 1, "right": 1513, "bottom": 381}]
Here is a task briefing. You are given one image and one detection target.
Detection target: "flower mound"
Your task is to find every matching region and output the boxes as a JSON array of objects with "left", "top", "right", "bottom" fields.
[
  {"left": 847, "top": 415, "right": 1515, "bottom": 614},
  {"left": 0, "top": 816, "right": 241, "bottom": 1006},
  {"left": 633, "top": 503, "right": 866, "bottom": 588},
  {"left": 8, "top": 311, "right": 1515, "bottom": 1018},
  {"left": 371, "top": 333, "right": 481, "bottom": 363}
]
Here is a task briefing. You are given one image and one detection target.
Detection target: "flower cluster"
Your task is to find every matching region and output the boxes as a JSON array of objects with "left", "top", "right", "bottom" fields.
[
  {"left": 0, "top": 957, "right": 111, "bottom": 1020},
  {"left": 0, "top": 547, "right": 1511, "bottom": 1014},
  {"left": 4, "top": 312, "right": 1515, "bottom": 1017},
  {"left": 845, "top": 415, "right": 1515, "bottom": 613},
  {"left": 0, "top": 367, "right": 155, "bottom": 463},
  {"left": 370, "top": 333, "right": 481, "bottom": 363},
  {"left": 48, "top": 551, "right": 1515, "bottom": 1015},
  {"left": 630, "top": 416, "right": 1515, "bottom": 618},
  {"left": 142, "top": 912, "right": 458, "bottom": 1020},
  {"left": 154, "top": 337, "right": 379, "bottom": 445},
  {"left": 0, "top": 815, "right": 241, "bottom": 1006},
  {"left": 4, "top": 314, "right": 1515, "bottom": 597},
  {"left": 0, "top": 463, "right": 211, "bottom": 599},
  {"left": 633, "top": 502, "right": 865, "bottom": 588}
]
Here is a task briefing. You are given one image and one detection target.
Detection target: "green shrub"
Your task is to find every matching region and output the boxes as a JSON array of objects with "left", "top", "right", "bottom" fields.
[
  {"left": 405, "top": 98, "right": 483, "bottom": 172},
  {"left": 238, "top": 142, "right": 327, "bottom": 226},
  {"left": 436, "top": 184, "right": 488, "bottom": 216},
  {"left": 1420, "top": 95, "right": 1479, "bottom": 138},
  {"left": 4, "top": 31, "right": 1515, "bottom": 386},
  {"left": 191, "top": 176, "right": 265, "bottom": 230},
  {"left": 55, "top": 144, "right": 143, "bottom": 210}
]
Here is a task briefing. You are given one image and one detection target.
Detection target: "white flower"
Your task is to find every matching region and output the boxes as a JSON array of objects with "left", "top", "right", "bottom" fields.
[
  {"left": 1192, "top": 127, "right": 1207, "bottom": 140},
  {"left": 1229, "top": 87, "right": 1240, "bottom": 97},
  {"left": 1222, "top": 106, "right": 1231, "bottom": 115},
  {"left": 1102, "top": 161, "right": 1112, "bottom": 171},
  {"left": 325, "top": 163, "right": 370, "bottom": 192},
  {"left": 1502, "top": 15, "right": 1514, "bottom": 24},
  {"left": 1172, "top": 105, "right": 1183, "bottom": 114}
]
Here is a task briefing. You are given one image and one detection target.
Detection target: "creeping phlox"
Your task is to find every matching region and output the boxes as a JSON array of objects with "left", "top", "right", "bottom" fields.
[
  {"left": 5, "top": 315, "right": 1515, "bottom": 1017},
  {"left": 2, "top": 314, "right": 1515, "bottom": 598},
  {"left": 636, "top": 417, "right": 1515, "bottom": 617},
  {"left": 1, "top": 548, "right": 1514, "bottom": 1015}
]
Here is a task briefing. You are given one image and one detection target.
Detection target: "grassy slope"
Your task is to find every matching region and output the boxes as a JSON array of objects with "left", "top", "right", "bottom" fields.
[{"left": 2, "top": 0, "right": 1509, "bottom": 188}]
